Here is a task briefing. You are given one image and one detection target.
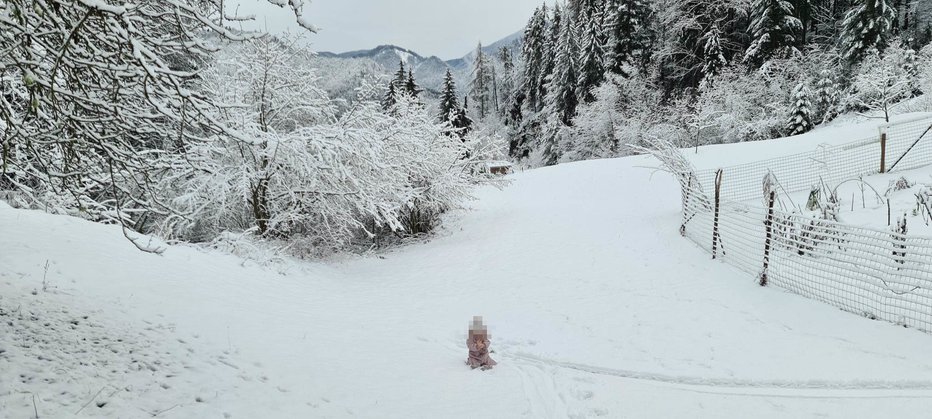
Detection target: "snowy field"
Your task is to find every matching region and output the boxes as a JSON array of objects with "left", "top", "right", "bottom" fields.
[{"left": 5, "top": 151, "right": 932, "bottom": 418}]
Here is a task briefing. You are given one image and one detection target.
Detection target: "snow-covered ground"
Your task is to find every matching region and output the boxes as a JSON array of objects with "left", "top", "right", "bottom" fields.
[
  {"left": 688, "top": 113, "right": 932, "bottom": 169},
  {"left": 4, "top": 150, "right": 932, "bottom": 418}
]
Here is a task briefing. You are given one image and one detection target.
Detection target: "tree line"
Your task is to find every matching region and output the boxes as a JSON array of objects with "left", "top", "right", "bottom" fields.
[{"left": 463, "top": 0, "right": 932, "bottom": 166}]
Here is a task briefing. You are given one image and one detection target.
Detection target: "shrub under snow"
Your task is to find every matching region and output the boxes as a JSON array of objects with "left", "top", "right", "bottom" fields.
[{"left": 156, "top": 39, "right": 504, "bottom": 255}]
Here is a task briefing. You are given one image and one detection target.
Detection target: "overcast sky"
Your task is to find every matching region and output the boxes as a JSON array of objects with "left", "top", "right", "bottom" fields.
[{"left": 229, "top": 0, "right": 541, "bottom": 59}]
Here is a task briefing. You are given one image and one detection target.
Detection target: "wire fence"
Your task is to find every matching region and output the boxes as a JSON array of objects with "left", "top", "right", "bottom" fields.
[
  {"left": 693, "top": 115, "right": 932, "bottom": 203},
  {"left": 658, "top": 115, "right": 932, "bottom": 333}
]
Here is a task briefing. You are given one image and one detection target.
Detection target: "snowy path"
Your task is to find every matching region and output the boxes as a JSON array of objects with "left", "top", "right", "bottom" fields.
[{"left": 4, "top": 156, "right": 932, "bottom": 418}]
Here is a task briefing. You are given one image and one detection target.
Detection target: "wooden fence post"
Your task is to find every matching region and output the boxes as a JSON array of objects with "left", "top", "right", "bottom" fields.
[
  {"left": 712, "top": 169, "right": 723, "bottom": 259},
  {"left": 880, "top": 132, "right": 887, "bottom": 173},
  {"left": 760, "top": 190, "right": 776, "bottom": 286}
]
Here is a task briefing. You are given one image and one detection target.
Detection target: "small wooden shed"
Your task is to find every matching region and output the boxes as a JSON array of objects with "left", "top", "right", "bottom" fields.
[{"left": 485, "top": 161, "right": 513, "bottom": 175}]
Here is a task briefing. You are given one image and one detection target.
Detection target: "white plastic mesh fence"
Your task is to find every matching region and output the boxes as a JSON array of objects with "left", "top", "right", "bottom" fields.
[
  {"left": 693, "top": 116, "right": 932, "bottom": 203},
  {"left": 663, "top": 116, "right": 932, "bottom": 333},
  {"left": 884, "top": 115, "right": 932, "bottom": 172},
  {"left": 679, "top": 179, "right": 932, "bottom": 332}
]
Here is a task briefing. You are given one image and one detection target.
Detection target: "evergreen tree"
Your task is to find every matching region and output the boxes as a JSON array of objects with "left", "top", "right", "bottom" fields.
[
  {"left": 405, "top": 70, "right": 422, "bottom": 99},
  {"left": 383, "top": 81, "right": 398, "bottom": 110},
  {"left": 577, "top": 9, "right": 606, "bottom": 103},
  {"left": 470, "top": 43, "right": 496, "bottom": 120},
  {"left": 392, "top": 60, "right": 407, "bottom": 89},
  {"left": 384, "top": 60, "right": 409, "bottom": 110},
  {"left": 439, "top": 68, "right": 459, "bottom": 123},
  {"left": 451, "top": 96, "right": 474, "bottom": 139},
  {"left": 498, "top": 46, "right": 517, "bottom": 120},
  {"left": 657, "top": 0, "right": 750, "bottom": 90},
  {"left": 786, "top": 82, "right": 814, "bottom": 135},
  {"left": 793, "top": 0, "right": 815, "bottom": 45},
  {"left": 840, "top": 0, "right": 896, "bottom": 63},
  {"left": 522, "top": 5, "right": 549, "bottom": 113},
  {"left": 604, "top": 0, "right": 653, "bottom": 76},
  {"left": 699, "top": 26, "right": 728, "bottom": 89},
  {"left": 815, "top": 68, "right": 839, "bottom": 122},
  {"left": 548, "top": 7, "right": 581, "bottom": 125},
  {"left": 539, "top": 3, "right": 561, "bottom": 106},
  {"left": 744, "top": 0, "right": 802, "bottom": 65},
  {"left": 512, "top": 5, "right": 550, "bottom": 159}
]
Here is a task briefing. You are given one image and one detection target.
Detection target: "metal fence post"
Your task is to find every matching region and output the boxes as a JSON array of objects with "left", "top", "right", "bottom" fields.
[
  {"left": 712, "top": 169, "right": 723, "bottom": 259},
  {"left": 760, "top": 190, "right": 776, "bottom": 286}
]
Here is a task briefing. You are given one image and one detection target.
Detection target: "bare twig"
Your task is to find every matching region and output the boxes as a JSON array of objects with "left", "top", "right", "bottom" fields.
[
  {"left": 151, "top": 403, "right": 180, "bottom": 417},
  {"left": 75, "top": 386, "right": 105, "bottom": 415}
]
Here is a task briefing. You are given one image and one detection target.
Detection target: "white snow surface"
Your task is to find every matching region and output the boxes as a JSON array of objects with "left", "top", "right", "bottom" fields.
[
  {"left": 4, "top": 152, "right": 932, "bottom": 417},
  {"left": 688, "top": 112, "right": 932, "bottom": 170}
]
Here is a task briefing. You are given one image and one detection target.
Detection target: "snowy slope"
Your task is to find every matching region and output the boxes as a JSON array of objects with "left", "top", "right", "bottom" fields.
[
  {"left": 688, "top": 113, "right": 932, "bottom": 170},
  {"left": 4, "top": 155, "right": 932, "bottom": 418}
]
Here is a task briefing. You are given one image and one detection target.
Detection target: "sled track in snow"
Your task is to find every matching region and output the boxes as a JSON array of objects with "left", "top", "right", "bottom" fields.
[{"left": 504, "top": 352, "right": 932, "bottom": 392}]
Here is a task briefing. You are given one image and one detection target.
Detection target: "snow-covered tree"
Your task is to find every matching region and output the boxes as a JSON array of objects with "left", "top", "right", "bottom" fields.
[
  {"left": 383, "top": 82, "right": 399, "bottom": 110},
  {"left": 744, "top": 0, "right": 803, "bottom": 65},
  {"left": 848, "top": 46, "right": 915, "bottom": 121},
  {"left": 406, "top": 70, "right": 423, "bottom": 99},
  {"left": 696, "top": 62, "right": 798, "bottom": 143},
  {"left": 786, "top": 82, "right": 814, "bottom": 135},
  {"left": 383, "top": 61, "right": 409, "bottom": 109},
  {"left": 451, "top": 96, "right": 475, "bottom": 138},
  {"left": 393, "top": 61, "right": 409, "bottom": 88},
  {"left": 559, "top": 70, "right": 672, "bottom": 161},
  {"left": 815, "top": 68, "right": 841, "bottom": 122},
  {"left": 920, "top": 44, "right": 932, "bottom": 104},
  {"left": 603, "top": 0, "right": 654, "bottom": 76},
  {"left": 699, "top": 26, "right": 729, "bottom": 89},
  {"left": 167, "top": 62, "right": 499, "bottom": 254},
  {"left": 898, "top": 41, "right": 922, "bottom": 95},
  {"left": 656, "top": 0, "right": 752, "bottom": 89},
  {"left": 539, "top": 3, "right": 562, "bottom": 106},
  {"left": 548, "top": 8, "right": 581, "bottom": 126},
  {"left": 522, "top": 5, "right": 550, "bottom": 113},
  {"left": 497, "top": 47, "right": 518, "bottom": 121},
  {"left": 840, "top": 0, "right": 896, "bottom": 63},
  {"left": 563, "top": 77, "right": 622, "bottom": 162},
  {"left": 439, "top": 69, "right": 459, "bottom": 123},
  {"left": 166, "top": 35, "right": 334, "bottom": 238},
  {"left": 0, "top": 0, "right": 314, "bottom": 248},
  {"left": 577, "top": 9, "right": 607, "bottom": 103},
  {"left": 470, "top": 43, "right": 496, "bottom": 120}
]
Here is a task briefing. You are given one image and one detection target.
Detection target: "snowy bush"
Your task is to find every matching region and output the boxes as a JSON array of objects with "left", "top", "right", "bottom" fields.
[
  {"left": 695, "top": 62, "right": 797, "bottom": 143},
  {"left": 156, "top": 43, "right": 502, "bottom": 255},
  {"left": 846, "top": 42, "right": 921, "bottom": 122},
  {"left": 918, "top": 44, "right": 932, "bottom": 110},
  {"left": 559, "top": 78, "right": 623, "bottom": 162},
  {"left": 558, "top": 72, "right": 687, "bottom": 163}
]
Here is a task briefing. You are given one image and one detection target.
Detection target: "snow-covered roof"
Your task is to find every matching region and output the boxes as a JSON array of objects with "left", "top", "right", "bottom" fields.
[{"left": 485, "top": 160, "right": 513, "bottom": 168}]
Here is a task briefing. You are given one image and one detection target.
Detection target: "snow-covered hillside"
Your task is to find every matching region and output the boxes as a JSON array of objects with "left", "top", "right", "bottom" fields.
[{"left": 5, "top": 141, "right": 932, "bottom": 417}]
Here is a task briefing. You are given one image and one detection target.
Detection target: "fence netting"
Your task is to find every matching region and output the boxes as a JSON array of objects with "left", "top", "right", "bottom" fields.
[
  {"left": 693, "top": 116, "right": 932, "bottom": 203},
  {"left": 655, "top": 115, "right": 932, "bottom": 333}
]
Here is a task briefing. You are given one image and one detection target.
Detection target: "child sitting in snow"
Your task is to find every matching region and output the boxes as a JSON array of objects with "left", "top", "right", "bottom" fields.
[{"left": 466, "top": 316, "right": 497, "bottom": 370}]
